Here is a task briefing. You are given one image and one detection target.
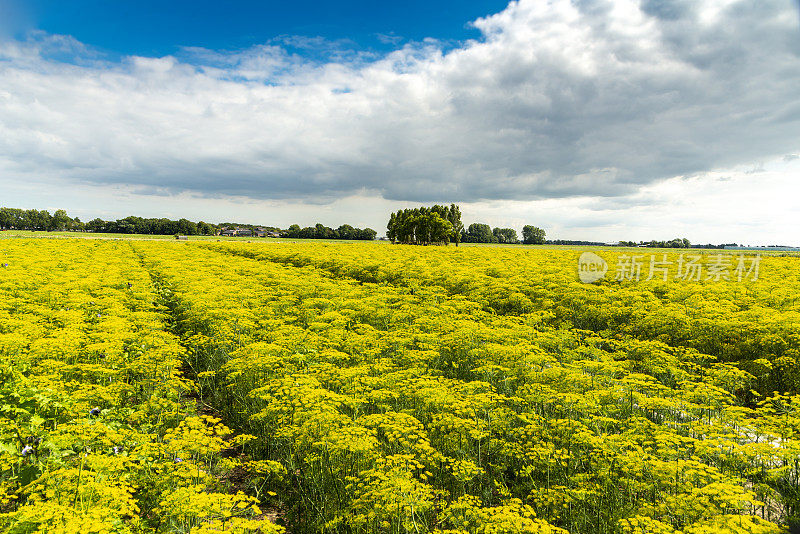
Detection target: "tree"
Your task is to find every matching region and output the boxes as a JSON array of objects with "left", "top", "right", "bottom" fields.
[
  {"left": 493, "top": 227, "right": 518, "bottom": 244},
  {"left": 286, "top": 224, "right": 302, "bottom": 238},
  {"left": 197, "top": 221, "right": 215, "bottom": 235},
  {"left": 177, "top": 218, "right": 198, "bottom": 235},
  {"left": 387, "top": 206, "right": 458, "bottom": 245},
  {"left": 337, "top": 224, "right": 356, "bottom": 240},
  {"left": 446, "top": 204, "right": 464, "bottom": 246},
  {"left": 387, "top": 213, "right": 397, "bottom": 243},
  {"left": 50, "top": 209, "right": 71, "bottom": 231},
  {"left": 463, "top": 223, "right": 493, "bottom": 243},
  {"left": 358, "top": 228, "right": 377, "bottom": 240},
  {"left": 0, "top": 208, "right": 15, "bottom": 229},
  {"left": 315, "top": 223, "right": 333, "bottom": 239},
  {"left": 465, "top": 223, "right": 491, "bottom": 243},
  {"left": 429, "top": 214, "right": 454, "bottom": 244},
  {"left": 86, "top": 218, "right": 106, "bottom": 233},
  {"left": 522, "top": 225, "right": 546, "bottom": 245}
]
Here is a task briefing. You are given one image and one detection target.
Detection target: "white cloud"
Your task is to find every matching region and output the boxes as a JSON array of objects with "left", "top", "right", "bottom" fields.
[
  {"left": 0, "top": 0, "right": 798, "bottom": 243},
  {"left": 462, "top": 154, "right": 800, "bottom": 245}
]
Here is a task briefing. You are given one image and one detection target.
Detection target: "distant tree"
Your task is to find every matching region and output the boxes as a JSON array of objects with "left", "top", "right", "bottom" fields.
[
  {"left": 493, "top": 227, "right": 518, "bottom": 244},
  {"left": 463, "top": 223, "right": 493, "bottom": 243},
  {"left": 50, "top": 209, "right": 71, "bottom": 231},
  {"left": 315, "top": 223, "right": 332, "bottom": 239},
  {"left": 429, "top": 214, "right": 454, "bottom": 244},
  {"left": 0, "top": 208, "right": 15, "bottom": 229},
  {"left": 337, "top": 224, "right": 356, "bottom": 240},
  {"left": 197, "top": 221, "right": 215, "bottom": 235},
  {"left": 286, "top": 224, "right": 302, "bottom": 238},
  {"left": 446, "top": 204, "right": 463, "bottom": 246},
  {"left": 387, "top": 206, "right": 458, "bottom": 245},
  {"left": 387, "top": 213, "right": 397, "bottom": 243},
  {"left": 86, "top": 218, "right": 106, "bottom": 233},
  {"left": 358, "top": 228, "right": 377, "bottom": 240},
  {"left": 22, "top": 209, "right": 51, "bottom": 230},
  {"left": 177, "top": 218, "right": 198, "bottom": 235},
  {"left": 522, "top": 225, "right": 546, "bottom": 244}
]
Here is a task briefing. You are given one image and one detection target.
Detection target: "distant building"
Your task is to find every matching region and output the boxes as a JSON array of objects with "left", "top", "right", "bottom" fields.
[{"left": 220, "top": 227, "right": 253, "bottom": 237}]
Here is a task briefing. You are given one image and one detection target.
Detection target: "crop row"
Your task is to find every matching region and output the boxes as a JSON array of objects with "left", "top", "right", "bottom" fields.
[{"left": 0, "top": 240, "right": 281, "bottom": 533}]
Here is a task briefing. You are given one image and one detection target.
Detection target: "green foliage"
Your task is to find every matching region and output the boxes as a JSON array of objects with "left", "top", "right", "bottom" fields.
[
  {"left": 388, "top": 205, "right": 462, "bottom": 245},
  {"left": 284, "top": 222, "right": 377, "bottom": 240},
  {"left": 492, "top": 228, "right": 518, "bottom": 244},
  {"left": 463, "top": 223, "right": 494, "bottom": 243},
  {"left": 523, "top": 225, "right": 547, "bottom": 245}
]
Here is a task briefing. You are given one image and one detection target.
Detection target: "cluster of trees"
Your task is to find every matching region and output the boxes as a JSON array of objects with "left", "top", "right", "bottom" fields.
[
  {"left": 386, "top": 206, "right": 549, "bottom": 246},
  {"left": 285, "top": 223, "right": 376, "bottom": 241},
  {"left": 0, "top": 208, "right": 76, "bottom": 231},
  {"left": 0, "top": 207, "right": 218, "bottom": 235},
  {"left": 460, "top": 223, "right": 546, "bottom": 244},
  {"left": 387, "top": 205, "right": 464, "bottom": 245},
  {"left": 462, "top": 223, "right": 501, "bottom": 243},
  {"left": 522, "top": 225, "right": 546, "bottom": 244},
  {"left": 0, "top": 207, "right": 377, "bottom": 240},
  {"left": 85, "top": 216, "right": 217, "bottom": 235}
]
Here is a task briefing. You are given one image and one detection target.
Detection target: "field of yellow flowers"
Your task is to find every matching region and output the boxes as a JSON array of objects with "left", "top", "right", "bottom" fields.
[{"left": 2, "top": 238, "right": 799, "bottom": 533}]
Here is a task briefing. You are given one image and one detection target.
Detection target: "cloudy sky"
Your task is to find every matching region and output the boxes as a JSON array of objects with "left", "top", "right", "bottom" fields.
[{"left": 0, "top": 0, "right": 798, "bottom": 244}]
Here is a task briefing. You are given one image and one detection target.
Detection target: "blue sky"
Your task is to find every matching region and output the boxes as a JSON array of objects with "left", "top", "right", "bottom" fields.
[
  {"left": 4, "top": 0, "right": 509, "bottom": 57},
  {"left": 0, "top": 0, "right": 798, "bottom": 244}
]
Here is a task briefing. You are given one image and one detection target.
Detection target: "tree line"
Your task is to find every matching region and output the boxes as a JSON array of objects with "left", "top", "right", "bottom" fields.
[
  {"left": 0, "top": 207, "right": 376, "bottom": 239},
  {"left": 0, "top": 206, "right": 746, "bottom": 248},
  {"left": 0, "top": 208, "right": 76, "bottom": 231},
  {"left": 85, "top": 216, "right": 218, "bottom": 235},
  {"left": 461, "top": 223, "right": 547, "bottom": 244},
  {"left": 0, "top": 207, "right": 217, "bottom": 235},
  {"left": 284, "top": 223, "right": 377, "bottom": 240}
]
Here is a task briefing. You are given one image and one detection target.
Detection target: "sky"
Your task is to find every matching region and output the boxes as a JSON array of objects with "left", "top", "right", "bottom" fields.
[{"left": 0, "top": 0, "right": 798, "bottom": 244}]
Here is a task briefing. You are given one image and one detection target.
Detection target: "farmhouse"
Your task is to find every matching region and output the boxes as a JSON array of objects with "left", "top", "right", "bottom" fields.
[{"left": 219, "top": 227, "right": 253, "bottom": 237}]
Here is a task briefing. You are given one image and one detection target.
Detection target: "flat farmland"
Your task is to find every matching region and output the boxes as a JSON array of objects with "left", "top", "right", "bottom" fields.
[{"left": 2, "top": 238, "right": 799, "bottom": 533}]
